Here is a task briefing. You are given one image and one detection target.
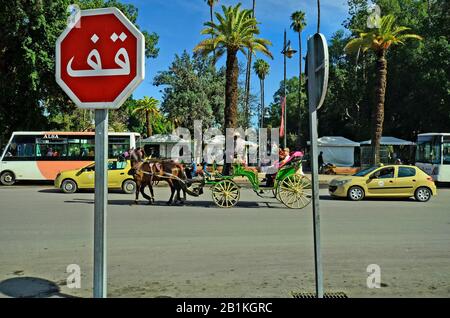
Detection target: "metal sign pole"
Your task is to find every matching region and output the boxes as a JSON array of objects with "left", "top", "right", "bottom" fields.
[
  {"left": 308, "top": 105, "right": 324, "bottom": 298},
  {"left": 94, "top": 109, "right": 108, "bottom": 298},
  {"left": 307, "top": 33, "right": 328, "bottom": 299}
]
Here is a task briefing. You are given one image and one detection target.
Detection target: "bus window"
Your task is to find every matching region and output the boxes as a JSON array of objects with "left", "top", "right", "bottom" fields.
[
  {"left": 67, "top": 139, "right": 81, "bottom": 158},
  {"left": 2, "top": 135, "right": 35, "bottom": 160},
  {"left": 443, "top": 137, "right": 450, "bottom": 165},
  {"left": 36, "top": 143, "right": 67, "bottom": 158},
  {"left": 80, "top": 139, "right": 95, "bottom": 158},
  {"left": 109, "top": 137, "right": 130, "bottom": 158},
  {"left": 416, "top": 136, "right": 441, "bottom": 164}
]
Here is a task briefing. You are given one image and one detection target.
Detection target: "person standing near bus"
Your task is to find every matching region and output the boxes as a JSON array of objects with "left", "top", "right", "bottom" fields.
[{"left": 318, "top": 151, "right": 324, "bottom": 174}]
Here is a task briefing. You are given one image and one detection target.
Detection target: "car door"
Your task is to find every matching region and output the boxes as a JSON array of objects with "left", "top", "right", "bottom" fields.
[
  {"left": 77, "top": 166, "right": 95, "bottom": 188},
  {"left": 394, "top": 166, "right": 417, "bottom": 196},
  {"left": 366, "top": 166, "right": 397, "bottom": 196},
  {"left": 108, "top": 161, "right": 127, "bottom": 188}
]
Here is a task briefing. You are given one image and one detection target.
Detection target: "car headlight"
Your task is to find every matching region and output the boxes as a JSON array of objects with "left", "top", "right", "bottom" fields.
[{"left": 333, "top": 179, "right": 351, "bottom": 186}]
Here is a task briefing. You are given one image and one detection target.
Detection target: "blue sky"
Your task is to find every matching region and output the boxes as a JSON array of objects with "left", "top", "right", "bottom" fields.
[{"left": 123, "top": 0, "right": 350, "bottom": 109}]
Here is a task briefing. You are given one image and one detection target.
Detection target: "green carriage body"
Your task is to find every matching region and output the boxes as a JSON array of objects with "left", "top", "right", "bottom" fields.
[{"left": 205, "top": 159, "right": 312, "bottom": 209}]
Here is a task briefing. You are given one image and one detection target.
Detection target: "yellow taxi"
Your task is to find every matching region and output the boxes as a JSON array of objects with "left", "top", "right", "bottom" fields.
[
  {"left": 55, "top": 160, "right": 136, "bottom": 194},
  {"left": 329, "top": 165, "right": 437, "bottom": 202}
]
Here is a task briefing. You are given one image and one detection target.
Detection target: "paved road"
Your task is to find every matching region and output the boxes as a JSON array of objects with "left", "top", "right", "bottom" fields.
[{"left": 0, "top": 184, "right": 449, "bottom": 298}]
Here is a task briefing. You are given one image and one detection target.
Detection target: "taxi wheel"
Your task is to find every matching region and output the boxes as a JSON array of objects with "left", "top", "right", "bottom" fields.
[
  {"left": 414, "top": 187, "right": 432, "bottom": 202},
  {"left": 122, "top": 179, "right": 136, "bottom": 194},
  {"left": 61, "top": 179, "right": 77, "bottom": 194},
  {"left": 347, "top": 186, "right": 365, "bottom": 201}
]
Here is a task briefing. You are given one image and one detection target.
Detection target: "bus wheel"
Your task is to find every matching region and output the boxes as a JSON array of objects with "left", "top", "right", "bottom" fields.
[
  {"left": 0, "top": 171, "right": 15, "bottom": 186},
  {"left": 61, "top": 179, "right": 77, "bottom": 193},
  {"left": 122, "top": 179, "right": 136, "bottom": 194}
]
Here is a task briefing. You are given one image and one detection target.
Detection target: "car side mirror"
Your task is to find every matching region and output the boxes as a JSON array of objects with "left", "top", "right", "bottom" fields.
[{"left": 369, "top": 174, "right": 376, "bottom": 180}]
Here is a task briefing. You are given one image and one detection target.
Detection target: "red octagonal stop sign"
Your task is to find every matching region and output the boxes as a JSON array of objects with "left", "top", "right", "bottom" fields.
[{"left": 56, "top": 8, "right": 145, "bottom": 109}]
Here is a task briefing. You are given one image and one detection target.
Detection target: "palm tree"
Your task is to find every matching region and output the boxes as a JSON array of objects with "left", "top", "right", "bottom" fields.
[
  {"left": 132, "top": 96, "right": 161, "bottom": 138},
  {"left": 194, "top": 4, "right": 272, "bottom": 130},
  {"left": 243, "top": 0, "right": 256, "bottom": 129},
  {"left": 317, "top": 0, "right": 320, "bottom": 33},
  {"left": 290, "top": 10, "right": 306, "bottom": 145},
  {"left": 253, "top": 59, "right": 270, "bottom": 128},
  {"left": 345, "top": 14, "right": 422, "bottom": 164},
  {"left": 204, "top": 0, "right": 219, "bottom": 58}
]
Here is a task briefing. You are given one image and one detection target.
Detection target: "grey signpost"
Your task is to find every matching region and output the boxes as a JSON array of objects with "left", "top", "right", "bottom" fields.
[
  {"left": 306, "top": 33, "right": 329, "bottom": 298},
  {"left": 94, "top": 109, "right": 108, "bottom": 298},
  {"left": 55, "top": 7, "right": 145, "bottom": 298}
]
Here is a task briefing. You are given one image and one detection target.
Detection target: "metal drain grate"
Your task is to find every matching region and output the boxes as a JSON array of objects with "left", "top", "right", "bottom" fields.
[{"left": 291, "top": 291, "right": 348, "bottom": 299}]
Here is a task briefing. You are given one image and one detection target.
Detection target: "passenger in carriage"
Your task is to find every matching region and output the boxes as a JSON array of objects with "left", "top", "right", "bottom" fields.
[{"left": 264, "top": 147, "right": 290, "bottom": 187}]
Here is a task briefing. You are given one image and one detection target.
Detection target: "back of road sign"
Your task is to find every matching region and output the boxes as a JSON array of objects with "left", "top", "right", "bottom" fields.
[{"left": 307, "top": 33, "right": 329, "bottom": 111}]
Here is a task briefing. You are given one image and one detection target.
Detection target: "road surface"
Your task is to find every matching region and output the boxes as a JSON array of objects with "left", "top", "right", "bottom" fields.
[{"left": 0, "top": 184, "right": 449, "bottom": 298}]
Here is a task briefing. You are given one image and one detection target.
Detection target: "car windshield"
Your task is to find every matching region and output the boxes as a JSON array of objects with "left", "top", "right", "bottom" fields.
[{"left": 353, "top": 166, "right": 378, "bottom": 177}]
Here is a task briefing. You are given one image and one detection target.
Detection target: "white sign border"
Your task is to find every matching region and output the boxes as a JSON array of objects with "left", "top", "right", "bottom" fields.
[
  {"left": 314, "top": 33, "right": 329, "bottom": 111},
  {"left": 55, "top": 7, "right": 145, "bottom": 110}
]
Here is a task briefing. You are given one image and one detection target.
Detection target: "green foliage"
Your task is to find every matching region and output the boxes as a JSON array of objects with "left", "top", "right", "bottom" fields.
[
  {"left": 345, "top": 14, "right": 422, "bottom": 54},
  {"left": 266, "top": 76, "right": 308, "bottom": 149},
  {"left": 194, "top": 3, "right": 272, "bottom": 60},
  {"left": 253, "top": 59, "right": 270, "bottom": 80},
  {"left": 130, "top": 96, "right": 164, "bottom": 137},
  {"left": 132, "top": 96, "right": 160, "bottom": 116},
  {"left": 153, "top": 51, "right": 225, "bottom": 129},
  {"left": 290, "top": 11, "right": 306, "bottom": 33},
  {"left": 266, "top": 0, "right": 449, "bottom": 144},
  {"left": 0, "top": 0, "right": 159, "bottom": 147},
  {"left": 338, "top": 0, "right": 449, "bottom": 140},
  {"left": 204, "top": 0, "right": 219, "bottom": 8}
]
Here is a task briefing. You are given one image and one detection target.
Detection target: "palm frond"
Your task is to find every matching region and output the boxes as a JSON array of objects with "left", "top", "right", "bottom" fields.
[{"left": 194, "top": 3, "right": 272, "bottom": 62}]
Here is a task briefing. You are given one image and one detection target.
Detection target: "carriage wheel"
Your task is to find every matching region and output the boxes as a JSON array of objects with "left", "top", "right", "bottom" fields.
[
  {"left": 211, "top": 180, "right": 240, "bottom": 208},
  {"left": 276, "top": 175, "right": 312, "bottom": 209}
]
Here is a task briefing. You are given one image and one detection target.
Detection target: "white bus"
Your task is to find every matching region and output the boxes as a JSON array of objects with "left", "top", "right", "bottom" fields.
[
  {"left": 0, "top": 131, "right": 140, "bottom": 185},
  {"left": 415, "top": 133, "right": 450, "bottom": 182}
]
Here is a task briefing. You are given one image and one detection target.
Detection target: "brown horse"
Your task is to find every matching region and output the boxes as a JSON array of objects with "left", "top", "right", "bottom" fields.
[{"left": 131, "top": 159, "right": 188, "bottom": 205}]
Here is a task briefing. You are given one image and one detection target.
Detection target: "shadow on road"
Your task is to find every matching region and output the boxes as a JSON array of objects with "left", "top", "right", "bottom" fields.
[
  {"left": 63, "top": 198, "right": 284, "bottom": 209},
  {"left": 39, "top": 188, "right": 124, "bottom": 194},
  {"left": 39, "top": 189, "right": 69, "bottom": 194},
  {"left": 319, "top": 194, "right": 418, "bottom": 203},
  {"left": 0, "top": 277, "right": 78, "bottom": 298}
]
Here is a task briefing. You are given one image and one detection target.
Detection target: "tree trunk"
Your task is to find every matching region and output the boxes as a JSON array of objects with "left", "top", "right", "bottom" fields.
[
  {"left": 225, "top": 50, "right": 239, "bottom": 129},
  {"left": 371, "top": 49, "right": 387, "bottom": 165},
  {"left": 146, "top": 110, "right": 152, "bottom": 137},
  {"left": 244, "top": 54, "right": 252, "bottom": 128},
  {"left": 262, "top": 78, "right": 265, "bottom": 128},
  {"left": 210, "top": 5, "right": 215, "bottom": 59},
  {"left": 223, "top": 50, "right": 239, "bottom": 176},
  {"left": 317, "top": 0, "right": 321, "bottom": 33},
  {"left": 260, "top": 78, "right": 264, "bottom": 128},
  {"left": 243, "top": 0, "right": 256, "bottom": 129},
  {"left": 297, "top": 30, "right": 303, "bottom": 147}
]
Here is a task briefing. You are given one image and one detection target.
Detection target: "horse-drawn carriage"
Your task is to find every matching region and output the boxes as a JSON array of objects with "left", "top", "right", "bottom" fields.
[
  {"left": 131, "top": 153, "right": 312, "bottom": 210},
  {"left": 205, "top": 156, "right": 312, "bottom": 209}
]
